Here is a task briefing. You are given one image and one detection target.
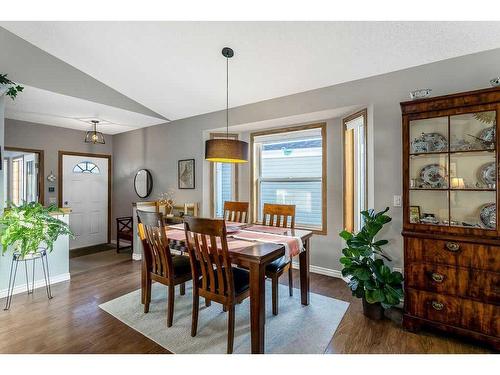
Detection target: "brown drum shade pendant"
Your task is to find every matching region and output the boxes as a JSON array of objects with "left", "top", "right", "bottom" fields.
[{"left": 205, "top": 47, "right": 248, "bottom": 163}]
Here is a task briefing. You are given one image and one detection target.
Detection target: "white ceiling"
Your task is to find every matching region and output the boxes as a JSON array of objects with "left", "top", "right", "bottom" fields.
[
  {"left": 5, "top": 85, "right": 167, "bottom": 134},
  {"left": 2, "top": 21, "right": 500, "bottom": 122}
]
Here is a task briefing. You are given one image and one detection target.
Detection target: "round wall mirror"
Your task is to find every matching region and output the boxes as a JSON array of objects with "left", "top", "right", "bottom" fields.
[{"left": 134, "top": 169, "right": 153, "bottom": 198}]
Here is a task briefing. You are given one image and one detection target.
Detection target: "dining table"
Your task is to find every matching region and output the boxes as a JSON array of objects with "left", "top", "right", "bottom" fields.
[{"left": 140, "top": 221, "right": 313, "bottom": 354}]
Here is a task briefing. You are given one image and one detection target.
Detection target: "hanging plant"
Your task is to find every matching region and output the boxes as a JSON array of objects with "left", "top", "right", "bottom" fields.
[{"left": 0, "top": 73, "right": 24, "bottom": 100}]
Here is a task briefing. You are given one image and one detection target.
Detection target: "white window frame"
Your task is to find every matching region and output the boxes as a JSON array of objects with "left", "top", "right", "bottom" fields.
[{"left": 251, "top": 123, "right": 327, "bottom": 234}]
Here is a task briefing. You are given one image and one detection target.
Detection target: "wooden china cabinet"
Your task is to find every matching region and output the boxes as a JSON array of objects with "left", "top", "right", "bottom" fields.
[{"left": 401, "top": 87, "right": 500, "bottom": 350}]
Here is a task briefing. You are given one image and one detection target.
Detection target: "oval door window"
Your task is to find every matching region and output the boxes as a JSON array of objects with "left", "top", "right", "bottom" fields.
[{"left": 73, "top": 161, "right": 100, "bottom": 174}]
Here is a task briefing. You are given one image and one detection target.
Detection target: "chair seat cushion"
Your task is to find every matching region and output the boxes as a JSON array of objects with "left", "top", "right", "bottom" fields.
[
  {"left": 265, "top": 256, "right": 290, "bottom": 273},
  {"left": 172, "top": 255, "right": 192, "bottom": 277},
  {"left": 201, "top": 267, "right": 250, "bottom": 295}
]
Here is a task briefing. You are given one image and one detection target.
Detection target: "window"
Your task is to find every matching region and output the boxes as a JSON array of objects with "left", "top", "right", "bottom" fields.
[
  {"left": 73, "top": 161, "right": 100, "bottom": 174},
  {"left": 210, "top": 133, "right": 239, "bottom": 217},
  {"left": 343, "top": 109, "right": 367, "bottom": 233},
  {"left": 12, "top": 157, "right": 23, "bottom": 206},
  {"left": 251, "top": 123, "right": 327, "bottom": 233}
]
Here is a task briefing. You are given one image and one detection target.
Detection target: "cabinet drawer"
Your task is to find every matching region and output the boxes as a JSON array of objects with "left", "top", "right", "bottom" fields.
[
  {"left": 406, "top": 288, "right": 500, "bottom": 337},
  {"left": 406, "top": 237, "right": 500, "bottom": 272},
  {"left": 407, "top": 263, "right": 500, "bottom": 304}
]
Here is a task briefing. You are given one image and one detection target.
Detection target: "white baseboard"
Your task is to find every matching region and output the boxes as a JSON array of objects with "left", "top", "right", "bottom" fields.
[
  {"left": 0, "top": 272, "right": 71, "bottom": 299},
  {"left": 292, "top": 262, "right": 342, "bottom": 279},
  {"left": 133, "top": 252, "right": 342, "bottom": 279}
]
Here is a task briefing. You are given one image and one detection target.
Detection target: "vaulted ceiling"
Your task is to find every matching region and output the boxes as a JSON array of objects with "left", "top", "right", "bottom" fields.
[{"left": 2, "top": 21, "right": 500, "bottom": 133}]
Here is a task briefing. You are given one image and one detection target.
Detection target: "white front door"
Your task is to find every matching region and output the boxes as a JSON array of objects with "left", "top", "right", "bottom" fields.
[{"left": 62, "top": 155, "right": 108, "bottom": 249}]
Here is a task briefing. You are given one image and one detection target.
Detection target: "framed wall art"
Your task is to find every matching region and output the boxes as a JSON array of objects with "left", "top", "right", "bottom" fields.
[{"left": 178, "top": 159, "right": 195, "bottom": 189}]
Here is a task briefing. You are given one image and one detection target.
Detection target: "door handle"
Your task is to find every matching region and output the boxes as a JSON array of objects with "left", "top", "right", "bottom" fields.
[{"left": 64, "top": 201, "right": 69, "bottom": 206}]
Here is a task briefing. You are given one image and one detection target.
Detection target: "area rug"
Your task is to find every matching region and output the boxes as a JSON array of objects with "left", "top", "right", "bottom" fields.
[{"left": 99, "top": 282, "right": 349, "bottom": 354}]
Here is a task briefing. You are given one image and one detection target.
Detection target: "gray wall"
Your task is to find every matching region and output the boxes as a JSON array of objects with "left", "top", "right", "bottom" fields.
[
  {"left": 4, "top": 119, "right": 113, "bottom": 207},
  {"left": 113, "top": 47, "right": 500, "bottom": 272},
  {"left": 0, "top": 95, "right": 4, "bottom": 211}
]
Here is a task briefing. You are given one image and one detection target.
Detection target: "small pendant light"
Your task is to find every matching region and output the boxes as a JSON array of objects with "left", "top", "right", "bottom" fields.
[
  {"left": 205, "top": 47, "right": 248, "bottom": 163},
  {"left": 84, "top": 120, "right": 105, "bottom": 144}
]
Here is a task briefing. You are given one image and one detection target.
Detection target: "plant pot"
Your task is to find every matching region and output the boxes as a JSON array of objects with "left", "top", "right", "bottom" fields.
[{"left": 362, "top": 297, "right": 385, "bottom": 320}]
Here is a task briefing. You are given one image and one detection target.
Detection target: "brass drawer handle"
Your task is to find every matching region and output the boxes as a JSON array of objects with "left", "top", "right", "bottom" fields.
[
  {"left": 431, "top": 273, "right": 444, "bottom": 283},
  {"left": 431, "top": 301, "right": 444, "bottom": 311},
  {"left": 445, "top": 241, "right": 460, "bottom": 252}
]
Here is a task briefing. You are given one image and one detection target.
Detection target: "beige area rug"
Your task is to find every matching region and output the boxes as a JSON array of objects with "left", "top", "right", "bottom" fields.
[{"left": 99, "top": 281, "right": 349, "bottom": 354}]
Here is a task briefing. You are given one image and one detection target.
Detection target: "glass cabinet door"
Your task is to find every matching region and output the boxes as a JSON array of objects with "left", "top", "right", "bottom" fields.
[{"left": 408, "top": 110, "right": 497, "bottom": 230}]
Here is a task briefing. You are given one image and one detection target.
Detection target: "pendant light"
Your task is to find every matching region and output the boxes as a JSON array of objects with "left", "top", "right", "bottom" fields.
[
  {"left": 84, "top": 120, "right": 105, "bottom": 144},
  {"left": 205, "top": 47, "right": 249, "bottom": 163}
]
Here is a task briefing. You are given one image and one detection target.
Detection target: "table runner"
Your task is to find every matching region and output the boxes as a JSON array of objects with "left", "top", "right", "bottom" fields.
[{"left": 165, "top": 225, "right": 303, "bottom": 259}]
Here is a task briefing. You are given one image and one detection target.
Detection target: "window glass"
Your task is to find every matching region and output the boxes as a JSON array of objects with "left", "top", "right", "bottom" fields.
[
  {"left": 254, "top": 126, "right": 325, "bottom": 230},
  {"left": 73, "top": 161, "right": 100, "bottom": 174}
]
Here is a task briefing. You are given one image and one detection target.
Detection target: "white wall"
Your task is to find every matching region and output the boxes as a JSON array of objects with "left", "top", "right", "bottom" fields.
[{"left": 113, "top": 47, "right": 500, "bottom": 272}]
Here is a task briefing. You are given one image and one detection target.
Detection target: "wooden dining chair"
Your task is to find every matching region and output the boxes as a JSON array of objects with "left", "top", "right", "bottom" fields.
[
  {"left": 137, "top": 210, "right": 192, "bottom": 327},
  {"left": 223, "top": 201, "right": 249, "bottom": 223},
  {"left": 184, "top": 216, "right": 250, "bottom": 354},
  {"left": 262, "top": 203, "right": 296, "bottom": 315}
]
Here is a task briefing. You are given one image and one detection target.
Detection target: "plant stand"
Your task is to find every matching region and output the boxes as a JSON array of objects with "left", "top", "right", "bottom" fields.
[{"left": 3, "top": 248, "right": 53, "bottom": 311}]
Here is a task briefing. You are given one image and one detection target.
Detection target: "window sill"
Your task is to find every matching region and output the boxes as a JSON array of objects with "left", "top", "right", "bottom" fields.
[{"left": 251, "top": 221, "right": 326, "bottom": 236}]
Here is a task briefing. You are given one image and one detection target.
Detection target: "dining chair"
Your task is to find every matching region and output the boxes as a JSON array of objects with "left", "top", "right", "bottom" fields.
[
  {"left": 137, "top": 210, "right": 192, "bottom": 327},
  {"left": 184, "top": 216, "right": 250, "bottom": 354},
  {"left": 223, "top": 201, "right": 249, "bottom": 223},
  {"left": 262, "top": 203, "right": 296, "bottom": 315}
]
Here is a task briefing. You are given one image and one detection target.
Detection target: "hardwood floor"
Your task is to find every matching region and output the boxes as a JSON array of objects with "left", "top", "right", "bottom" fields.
[{"left": 0, "top": 250, "right": 492, "bottom": 354}]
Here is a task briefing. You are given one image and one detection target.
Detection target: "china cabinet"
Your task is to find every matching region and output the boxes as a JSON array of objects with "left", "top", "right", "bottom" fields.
[{"left": 401, "top": 87, "right": 500, "bottom": 350}]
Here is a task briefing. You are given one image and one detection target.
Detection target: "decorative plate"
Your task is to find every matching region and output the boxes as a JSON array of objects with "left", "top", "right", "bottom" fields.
[
  {"left": 420, "top": 164, "right": 447, "bottom": 188},
  {"left": 411, "top": 133, "right": 447, "bottom": 153},
  {"left": 477, "top": 126, "right": 496, "bottom": 147},
  {"left": 477, "top": 162, "right": 496, "bottom": 186},
  {"left": 479, "top": 203, "right": 496, "bottom": 229}
]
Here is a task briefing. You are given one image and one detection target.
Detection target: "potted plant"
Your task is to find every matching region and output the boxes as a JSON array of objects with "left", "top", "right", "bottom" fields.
[
  {"left": 0, "top": 202, "right": 73, "bottom": 258},
  {"left": 339, "top": 207, "right": 403, "bottom": 320},
  {"left": 0, "top": 73, "right": 24, "bottom": 100}
]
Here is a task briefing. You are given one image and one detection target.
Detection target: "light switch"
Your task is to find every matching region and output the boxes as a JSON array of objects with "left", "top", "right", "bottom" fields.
[{"left": 393, "top": 195, "right": 402, "bottom": 207}]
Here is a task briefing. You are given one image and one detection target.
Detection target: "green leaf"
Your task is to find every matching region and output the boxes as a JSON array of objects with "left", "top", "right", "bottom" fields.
[
  {"left": 353, "top": 267, "right": 372, "bottom": 281},
  {"left": 339, "top": 230, "right": 353, "bottom": 241},
  {"left": 366, "top": 289, "right": 385, "bottom": 303}
]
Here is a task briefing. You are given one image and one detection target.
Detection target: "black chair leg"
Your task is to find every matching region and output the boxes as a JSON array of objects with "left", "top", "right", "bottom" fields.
[
  {"left": 288, "top": 265, "right": 293, "bottom": 296},
  {"left": 227, "top": 305, "right": 235, "bottom": 354}
]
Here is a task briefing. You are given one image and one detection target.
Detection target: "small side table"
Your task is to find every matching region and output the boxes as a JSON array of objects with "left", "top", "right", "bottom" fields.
[{"left": 3, "top": 248, "right": 53, "bottom": 311}]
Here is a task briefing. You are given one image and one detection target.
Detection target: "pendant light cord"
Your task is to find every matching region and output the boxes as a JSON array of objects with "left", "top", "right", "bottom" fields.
[{"left": 226, "top": 56, "right": 229, "bottom": 139}]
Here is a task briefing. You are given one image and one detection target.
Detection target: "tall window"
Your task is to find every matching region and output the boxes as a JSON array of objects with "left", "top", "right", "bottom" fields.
[
  {"left": 251, "top": 123, "right": 327, "bottom": 233},
  {"left": 12, "top": 157, "right": 23, "bottom": 206},
  {"left": 343, "top": 109, "right": 367, "bottom": 233},
  {"left": 210, "top": 133, "right": 239, "bottom": 217}
]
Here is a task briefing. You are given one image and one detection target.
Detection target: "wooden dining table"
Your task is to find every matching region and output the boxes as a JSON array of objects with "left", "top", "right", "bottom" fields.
[{"left": 140, "top": 222, "right": 313, "bottom": 354}]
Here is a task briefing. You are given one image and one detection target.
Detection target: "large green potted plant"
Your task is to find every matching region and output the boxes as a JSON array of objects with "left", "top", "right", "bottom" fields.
[
  {"left": 339, "top": 207, "right": 403, "bottom": 320},
  {"left": 0, "top": 73, "right": 24, "bottom": 100},
  {"left": 0, "top": 202, "right": 73, "bottom": 258}
]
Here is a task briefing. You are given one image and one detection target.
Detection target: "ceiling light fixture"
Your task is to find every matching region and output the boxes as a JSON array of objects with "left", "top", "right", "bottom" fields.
[
  {"left": 84, "top": 120, "right": 105, "bottom": 144},
  {"left": 205, "top": 47, "right": 248, "bottom": 163}
]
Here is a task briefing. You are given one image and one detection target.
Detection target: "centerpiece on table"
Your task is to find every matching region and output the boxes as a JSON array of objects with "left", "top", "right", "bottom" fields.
[
  {"left": 339, "top": 207, "right": 404, "bottom": 320},
  {"left": 158, "top": 190, "right": 175, "bottom": 217}
]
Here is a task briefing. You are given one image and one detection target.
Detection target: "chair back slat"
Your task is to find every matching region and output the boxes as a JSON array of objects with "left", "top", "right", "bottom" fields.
[
  {"left": 223, "top": 201, "right": 249, "bottom": 223},
  {"left": 137, "top": 210, "right": 174, "bottom": 279},
  {"left": 262, "top": 203, "right": 296, "bottom": 229},
  {"left": 184, "top": 217, "right": 234, "bottom": 299}
]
